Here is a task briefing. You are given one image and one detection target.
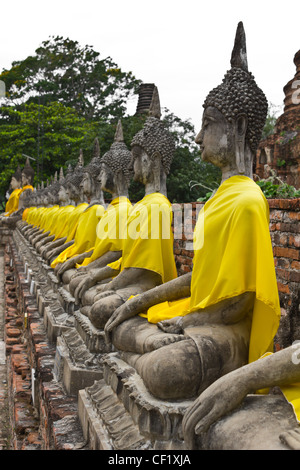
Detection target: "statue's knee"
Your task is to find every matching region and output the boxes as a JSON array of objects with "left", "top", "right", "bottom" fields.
[
  {"left": 140, "top": 340, "right": 201, "bottom": 400},
  {"left": 89, "top": 295, "right": 123, "bottom": 329}
]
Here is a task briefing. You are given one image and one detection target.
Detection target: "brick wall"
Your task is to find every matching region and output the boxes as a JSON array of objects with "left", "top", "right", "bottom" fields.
[{"left": 268, "top": 198, "right": 300, "bottom": 347}]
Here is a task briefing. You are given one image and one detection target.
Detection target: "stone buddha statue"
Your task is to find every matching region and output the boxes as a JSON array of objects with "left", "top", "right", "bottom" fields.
[
  {"left": 38, "top": 168, "right": 77, "bottom": 257},
  {"left": 68, "top": 119, "right": 134, "bottom": 299},
  {"left": 103, "top": 22, "right": 281, "bottom": 401},
  {"left": 18, "top": 157, "right": 35, "bottom": 209},
  {"left": 30, "top": 178, "right": 61, "bottom": 248},
  {"left": 1, "top": 159, "right": 35, "bottom": 228},
  {"left": 42, "top": 153, "right": 90, "bottom": 264},
  {"left": 2, "top": 166, "right": 22, "bottom": 217},
  {"left": 75, "top": 87, "right": 177, "bottom": 330},
  {"left": 52, "top": 150, "right": 105, "bottom": 283}
]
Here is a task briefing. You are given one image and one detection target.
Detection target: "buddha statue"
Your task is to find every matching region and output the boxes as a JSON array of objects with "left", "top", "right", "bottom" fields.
[
  {"left": 18, "top": 157, "right": 35, "bottom": 209},
  {"left": 21, "top": 185, "right": 50, "bottom": 239},
  {"left": 39, "top": 168, "right": 76, "bottom": 257},
  {"left": 183, "top": 343, "right": 300, "bottom": 449},
  {"left": 68, "top": 120, "right": 133, "bottom": 299},
  {"left": 51, "top": 150, "right": 105, "bottom": 283},
  {"left": 0, "top": 159, "right": 35, "bottom": 229},
  {"left": 103, "top": 22, "right": 281, "bottom": 401},
  {"left": 30, "top": 179, "right": 61, "bottom": 248},
  {"left": 2, "top": 166, "right": 22, "bottom": 217},
  {"left": 41, "top": 152, "right": 90, "bottom": 264},
  {"left": 75, "top": 87, "right": 177, "bottom": 330}
]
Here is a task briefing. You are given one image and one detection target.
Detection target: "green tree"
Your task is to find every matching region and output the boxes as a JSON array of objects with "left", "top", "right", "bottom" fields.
[
  {"left": 261, "top": 102, "right": 282, "bottom": 140},
  {"left": 0, "top": 102, "right": 100, "bottom": 193},
  {"left": 0, "top": 36, "right": 141, "bottom": 121},
  {"left": 162, "top": 109, "right": 221, "bottom": 202}
]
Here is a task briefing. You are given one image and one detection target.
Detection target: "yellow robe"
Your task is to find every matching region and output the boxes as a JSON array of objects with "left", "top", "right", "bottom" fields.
[
  {"left": 49, "top": 205, "right": 75, "bottom": 240},
  {"left": 120, "top": 192, "right": 177, "bottom": 284},
  {"left": 77, "top": 197, "right": 132, "bottom": 267},
  {"left": 145, "top": 176, "right": 281, "bottom": 365},
  {"left": 64, "top": 203, "right": 89, "bottom": 243},
  {"left": 38, "top": 205, "right": 60, "bottom": 233},
  {"left": 4, "top": 188, "right": 22, "bottom": 216},
  {"left": 51, "top": 203, "right": 104, "bottom": 268}
]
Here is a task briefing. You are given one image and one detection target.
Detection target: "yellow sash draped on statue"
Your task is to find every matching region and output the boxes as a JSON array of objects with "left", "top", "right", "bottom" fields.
[
  {"left": 51, "top": 204, "right": 104, "bottom": 267},
  {"left": 50, "top": 205, "right": 75, "bottom": 240},
  {"left": 4, "top": 188, "right": 22, "bottom": 216},
  {"left": 120, "top": 192, "right": 177, "bottom": 284},
  {"left": 28, "top": 207, "right": 47, "bottom": 226},
  {"left": 145, "top": 176, "right": 281, "bottom": 364},
  {"left": 20, "top": 185, "right": 34, "bottom": 194},
  {"left": 39, "top": 205, "right": 60, "bottom": 233},
  {"left": 77, "top": 197, "right": 132, "bottom": 267},
  {"left": 64, "top": 203, "right": 89, "bottom": 243},
  {"left": 281, "top": 383, "right": 300, "bottom": 422}
]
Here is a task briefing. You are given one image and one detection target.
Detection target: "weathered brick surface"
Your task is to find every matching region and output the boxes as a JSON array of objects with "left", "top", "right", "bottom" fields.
[{"left": 0, "top": 234, "right": 88, "bottom": 450}]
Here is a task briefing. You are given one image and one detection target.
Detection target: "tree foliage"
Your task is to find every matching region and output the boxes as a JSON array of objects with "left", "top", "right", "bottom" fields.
[
  {"left": 0, "top": 36, "right": 141, "bottom": 121},
  {"left": 0, "top": 35, "right": 219, "bottom": 205}
]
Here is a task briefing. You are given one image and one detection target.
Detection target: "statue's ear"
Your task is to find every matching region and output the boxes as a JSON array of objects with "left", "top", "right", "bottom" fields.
[
  {"left": 152, "top": 152, "right": 162, "bottom": 192},
  {"left": 235, "top": 114, "right": 248, "bottom": 174},
  {"left": 113, "top": 169, "right": 124, "bottom": 192}
]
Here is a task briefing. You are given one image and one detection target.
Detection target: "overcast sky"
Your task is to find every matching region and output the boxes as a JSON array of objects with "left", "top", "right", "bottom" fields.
[{"left": 1, "top": 0, "right": 299, "bottom": 132}]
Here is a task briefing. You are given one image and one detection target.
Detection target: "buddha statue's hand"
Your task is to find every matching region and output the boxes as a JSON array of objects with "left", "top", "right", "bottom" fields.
[
  {"left": 157, "top": 316, "right": 184, "bottom": 334},
  {"left": 95, "top": 282, "right": 113, "bottom": 295},
  {"left": 74, "top": 273, "right": 97, "bottom": 303},
  {"left": 182, "top": 369, "right": 249, "bottom": 449},
  {"left": 72, "top": 266, "right": 87, "bottom": 276},
  {"left": 279, "top": 429, "right": 300, "bottom": 450},
  {"left": 104, "top": 302, "right": 131, "bottom": 344},
  {"left": 93, "top": 290, "right": 115, "bottom": 303},
  {"left": 57, "top": 259, "right": 74, "bottom": 279}
]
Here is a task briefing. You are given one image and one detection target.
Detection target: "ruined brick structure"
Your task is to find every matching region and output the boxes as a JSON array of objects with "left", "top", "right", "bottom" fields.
[{"left": 255, "top": 50, "right": 300, "bottom": 188}]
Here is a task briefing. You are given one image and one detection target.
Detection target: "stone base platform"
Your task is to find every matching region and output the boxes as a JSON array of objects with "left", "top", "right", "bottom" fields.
[
  {"left": 3, "top": 223, "right": 298, "bottom": 451},
  {"left": 78, "top": 353, "right": 192, "bottom": 450}
]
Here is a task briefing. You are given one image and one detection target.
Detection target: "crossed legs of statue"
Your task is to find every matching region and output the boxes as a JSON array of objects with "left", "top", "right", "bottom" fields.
[{"left": 110, "top": 313, "right": 252, "bottom": 400}]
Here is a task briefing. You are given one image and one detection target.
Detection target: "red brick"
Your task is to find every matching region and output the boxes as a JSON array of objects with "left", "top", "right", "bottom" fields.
[
  {"left": 276, "top": 268, "right": 290, "bottom": 281},
  {"left": 274, "top": 246, "right": 299, "bottom": 260},
  {"left": 291, "top": 260, "right": 300, "bottom": 270},
  {"left": 277, "top": 282, "right": 290, "bottom": 294},
  {"left": 287, "top": 211, "right": 300, "bottom": 221},
  {"left": 290, "top": 271, "right": 300, "bottom": 283},
  {"left": 288, "top": 234, "right": 300, "bottom": 248}
]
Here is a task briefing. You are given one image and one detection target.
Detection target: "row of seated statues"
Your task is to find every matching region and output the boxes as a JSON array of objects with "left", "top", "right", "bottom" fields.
[{"left": 1, "top": 22, "right": 299, "bottom": 450}]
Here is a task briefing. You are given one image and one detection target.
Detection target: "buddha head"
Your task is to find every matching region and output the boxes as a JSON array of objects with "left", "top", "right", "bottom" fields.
[
  {"left": 98, "top": 120, "right": 133, "bottom": 198},
  {"left": 80, "top": 139, "right": 103, "bottom": 201},
  {"left": 21, "top": 158, "right": 35, "bottom": 186},
  {"left": 10, "top": 166, "right": 22, "bottom": 190},
  {"left": 48, "top": 179, "right": 61, "bottom": 205},
  {"left": 131, "top": 86, "right": 175, "bottom": 195},
  {"left": 22, "top": 188, "right": 35, "bottom": 208},
  {"left": 57, "top": 167, "right": 70, "bottom": 204},
  {"left": 65, "top": 151, "right": 86, "bottom": 203},
  {"left": 195, "top": 22, "right": 268, "bottom": 179}
]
